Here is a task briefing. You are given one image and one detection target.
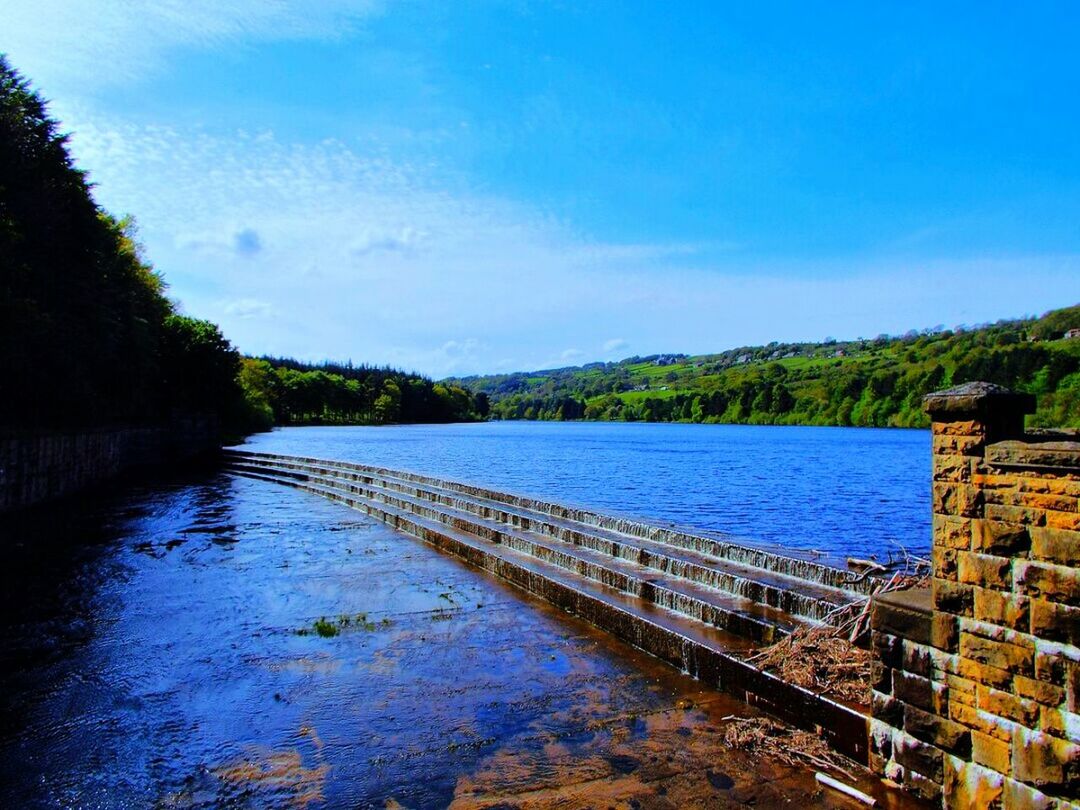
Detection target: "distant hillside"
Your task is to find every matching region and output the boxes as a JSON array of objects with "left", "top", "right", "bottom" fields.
[{"left": 448, "top": 305, "right": 1080, "bottom": 429}]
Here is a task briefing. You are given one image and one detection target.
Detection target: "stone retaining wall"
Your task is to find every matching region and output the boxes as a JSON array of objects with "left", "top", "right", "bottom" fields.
[
  {"left": 0, "top": 416, "right": 219, "bottom": 513},
  {"left": 870, "top": 383, "right": 1079, "bottom": 808}
]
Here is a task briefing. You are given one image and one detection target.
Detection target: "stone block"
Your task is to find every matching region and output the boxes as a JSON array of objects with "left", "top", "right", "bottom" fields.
[
  {"left": 873, "top": 631, "right": 903, "bottom": 669},
  {"left": 902, "top": 640, "right": 933, "bottom": 677},
  {"left": 1017, "top": 561, "right": 1080, "bottom": 607},
  {"left": 1011, "top": 726, "right": 1080, "bottom": 794},
  {"left": 973, "top": 518, "right": 1031, "bottom": 555},
  {"left": 946, "top": 673, "right": 978, "bottom": 707},
  {"left": 871, "top": 589, "right": 932, "bottom": 643},
  {"left": 936, "top": 578, "right": 975, "bottom": 616},
  {"left": 1034, "top": 644, "right": 1080, "bottom": 689},
  {"left": 953, "top": 655, "right": 1014, "bottom": 690},
  {"left": 943, "top": 755, "right": 1005, "bottom": 809},
  {"left": 935, "top": 514, "right": 974, "bottom": 550},
  {"left": 933, "top": 418, "right": 986, "bottom": 437},
  {"left": 950, "top": 701, "right": 1016, "bottom": 742},
  {"left": 932, "top": 612, "right": 961, "bottom": 652},
  {"left": 1014, "top": 674, "right": 1066, "bottom": 708},
  {"left": 1001, "top": 778, "right": 1059, "bottom": 810},
  {"left": 958, "top": 551, "right": 1014, "bottom": 590},
  {"left": 1040, "top": 706, "right": 1080, "bottom": 742},
  {"left": 1046, "top": 510, "right": 1080, "bottom": 532},
  {"left": 935, "top": 482, "right": 984, "bottom": 519},
  {"left": 871, "top": 660, "right": 892, "bottom": 693},
  {"left": 934, "top": 453, "right": 973, "bottom": 482},
  {"left": 894, "top": 730, "right": 945, "bottom": 784},
  {"left": 1018, "top": 475, "right": 1080, "bottom": 498},
  {"left": 1016, "top": 491, "right": 1078, "bottom": 515},
  {"left": 904, "top": 768, "right": 944, "bottom": 803},
  {"left": 987, "top": 503, "right": 1047, "bottom": 527},
  {"left": 934, "top": 546, "right": 960, "bottom": 580},
  {"left": 1030, "top": 599, "right": 1080, "bottom": 646},
  {"left": 895, "top": 670, "right": 947, "bottom": 714},
  {"left": 977, "top": 684, "right": 1040, "bottom": 726},
  {"left": 960, "top": 632, "right": 1034, "bottom": 677},
  {"left": 934, "top": 433, "right": 985, "bottom": 456},
  {"left": 905, "top": 704, "right": 972, "bottom": 756},
  {"left": 872, "top": 690, "right": 904, "bottom": 727},
  {"left": 972, "top": 729, "right": 1012, "bottom": 773},
  {"left": 869, "top": 718, "right": 895, "bottom": 761},
  {"left": 1030, "top": 526, "right": 1080, "bottom": 567},
  {"left": 974, "top": 587, "right": 1030, "bottom": 630}
]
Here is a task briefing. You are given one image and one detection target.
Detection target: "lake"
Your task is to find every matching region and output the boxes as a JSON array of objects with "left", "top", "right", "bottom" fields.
[{"left": 232, "top": 421, "right": 931, "bottom": 561}]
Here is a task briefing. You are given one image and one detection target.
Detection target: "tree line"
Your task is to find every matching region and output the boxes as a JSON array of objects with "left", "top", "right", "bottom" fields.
[
  {"left": 237, "top": 358, "right": 484, "bottom": 428},
  {"left": 454, "top": 309, "right": 1080, "bottom": 429}
]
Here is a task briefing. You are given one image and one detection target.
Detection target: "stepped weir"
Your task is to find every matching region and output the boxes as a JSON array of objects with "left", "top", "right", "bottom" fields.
[
  {"left": 224, "top": 383, "right": 1080, "bottom": 808},
  {"left": 223, "top": 448, "right": 876, "bottom": 762}
]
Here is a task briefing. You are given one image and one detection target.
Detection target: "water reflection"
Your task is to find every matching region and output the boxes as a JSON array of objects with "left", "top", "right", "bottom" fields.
[{"left": 2, "top": 471, "right": 912, "bottom": 808}]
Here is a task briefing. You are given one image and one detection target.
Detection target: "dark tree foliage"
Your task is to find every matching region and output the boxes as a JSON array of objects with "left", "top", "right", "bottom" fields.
[
  {"left": 250, "top": 357, "right": 481, "bottom": 425},
  {"left": 0, "top": 56, "right": 244, "bottom": 429}
]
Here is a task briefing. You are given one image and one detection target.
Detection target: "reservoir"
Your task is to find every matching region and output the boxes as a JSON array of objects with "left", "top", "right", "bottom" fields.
[
  {"left": 0, "top": 423, "right": 930, "bottom": 807},
  {"left": 234, "top": 421, "right": 931, "bottom": 561}
]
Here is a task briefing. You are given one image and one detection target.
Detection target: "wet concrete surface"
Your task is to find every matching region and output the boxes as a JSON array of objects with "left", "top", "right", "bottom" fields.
[{"left": 0, "top": 471, "right": 921, "bottom": 808}]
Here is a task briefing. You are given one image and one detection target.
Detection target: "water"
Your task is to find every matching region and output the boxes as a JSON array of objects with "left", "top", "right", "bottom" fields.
[
  {"left": 232, "top": 422, "right": 931, "bottom": 561},
  {"left": 0, "top": 472, "right": 910, "bottom": 808}
]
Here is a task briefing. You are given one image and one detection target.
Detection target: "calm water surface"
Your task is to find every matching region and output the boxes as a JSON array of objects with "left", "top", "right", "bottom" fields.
[
  {"left": 1, "top": 472, "right": 912, "bottom": 808},
  {"left": 233, "top": 422, "right": 931, "bottom": 560}
]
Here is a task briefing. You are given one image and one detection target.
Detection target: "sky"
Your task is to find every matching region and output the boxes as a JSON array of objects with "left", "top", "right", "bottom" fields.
[{"left": 5, "top": 1, "right": 1080, "bottom": 377}]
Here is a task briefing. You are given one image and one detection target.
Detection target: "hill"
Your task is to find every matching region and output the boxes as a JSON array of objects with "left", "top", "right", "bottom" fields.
[{"left": 448, "top": 306, "right": 1080, "bottom": 429}]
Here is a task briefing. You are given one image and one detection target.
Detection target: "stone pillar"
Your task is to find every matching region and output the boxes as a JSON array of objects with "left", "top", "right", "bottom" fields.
[{"left": 871, "top": 382, "right": 1080, "bottom": 808}]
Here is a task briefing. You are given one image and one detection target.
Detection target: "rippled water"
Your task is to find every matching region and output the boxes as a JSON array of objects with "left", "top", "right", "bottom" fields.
[
  {"left": 2, "top": 471, "right": 909, "bottom": 808},
  {"left": 233, "top": 422, "right": 931, "bottom": 560}
]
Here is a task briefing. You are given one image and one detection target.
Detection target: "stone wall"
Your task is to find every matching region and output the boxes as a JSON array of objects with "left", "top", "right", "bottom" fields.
[
  {"left": 0, "top": 416, "right": 219, "bottom": 513},
  {"left": 870, "top": 382, "right": 1079, "bottom": 808}
]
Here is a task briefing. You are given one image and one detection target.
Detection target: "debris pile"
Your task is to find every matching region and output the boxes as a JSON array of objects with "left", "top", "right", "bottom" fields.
[
  {"left": 746, "top": 624, "right": 872, "bottom": 704},
  {"left": 721, "top": 715, "right": 858, "bottom": 780}
]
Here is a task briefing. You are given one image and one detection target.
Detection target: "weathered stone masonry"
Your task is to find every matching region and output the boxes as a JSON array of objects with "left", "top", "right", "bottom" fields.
[
  {"left": 870, "top": 383, "right": 1080, "bottom": 808},
  {"left": 0, "top": 416, "right": 219, "bottom": 513}
]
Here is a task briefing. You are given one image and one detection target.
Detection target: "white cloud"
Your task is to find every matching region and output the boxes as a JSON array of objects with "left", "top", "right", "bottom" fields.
[
  {"left": 3, "top": 0, "right": 382, "bottom": 90},
  {"left": 223, "top": 298, "right": 272, "bottom": 319},
  {"left": 44, "top": 114, "right": 1080, "bottom": 379}
]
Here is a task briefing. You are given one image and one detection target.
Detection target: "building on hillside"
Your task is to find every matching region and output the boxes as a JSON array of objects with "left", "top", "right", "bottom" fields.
[{"left": 1065, "top": 327, "right": 1080, "bottom": 339}]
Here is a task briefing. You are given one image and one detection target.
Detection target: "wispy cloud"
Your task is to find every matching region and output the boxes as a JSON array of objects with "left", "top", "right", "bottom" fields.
[
  {"left": 3, "top": 0, "right": 382, "bottom": 89},
  {"left": 53, "top": 113, "right": 1080, "bottom": 377},
  {"left": 222, "top": 298, "right": 272, "bottom": 319}
]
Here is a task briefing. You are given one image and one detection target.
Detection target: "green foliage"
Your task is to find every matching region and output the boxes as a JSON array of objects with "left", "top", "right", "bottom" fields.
[
  {"left": 0, "top": 56, "right": 248, "bottom": 431},
  {"left": 451, "top": 307, "right": 1080, "bottom": 429},
  {"left": 251, "top": 357, "right": 483, "bottom": 426}
]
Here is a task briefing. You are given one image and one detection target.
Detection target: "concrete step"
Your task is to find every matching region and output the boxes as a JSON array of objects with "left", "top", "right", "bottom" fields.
[
  {"left": 225, "top": 450, "right": 863, "bottom": 623},
  {"left": 227, "top": 460, "right": 803, "bottom": 643},
  {"left": 224, "top": 461, "right": 870, "bottom": 764},
  {"left": 225, "top": 450, "right": 871, "bottom": 594}
]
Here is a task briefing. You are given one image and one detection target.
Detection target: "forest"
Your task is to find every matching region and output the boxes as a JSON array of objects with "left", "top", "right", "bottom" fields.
[{"left": 450, "top": 306, "right": 1080, "bottom": 429}]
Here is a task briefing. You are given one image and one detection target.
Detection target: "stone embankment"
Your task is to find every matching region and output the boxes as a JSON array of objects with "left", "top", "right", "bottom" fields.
[
  {"left": 870, "top": 383, "right": 1079, "bottom": 809},
  {"left": 223, "top": 448, "right": 876, "bottom": 762},
  {"left": 1, "top": 417, "right": 219, "bottom": 513}
]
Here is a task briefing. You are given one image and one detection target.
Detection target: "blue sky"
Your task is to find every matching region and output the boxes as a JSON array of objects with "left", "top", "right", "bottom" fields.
[{"left": 6, "top": 2, "right": 1079, "bottom": 376}]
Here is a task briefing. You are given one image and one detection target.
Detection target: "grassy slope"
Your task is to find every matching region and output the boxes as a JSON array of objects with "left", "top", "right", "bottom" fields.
[{"left": 449, "top": 306, "right": 1080, "bottom": 428}]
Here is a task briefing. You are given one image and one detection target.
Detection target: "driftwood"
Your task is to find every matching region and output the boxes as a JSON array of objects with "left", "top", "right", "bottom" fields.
[{"left": 721, "top": 715, "right": 859, "bottom": 781}]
